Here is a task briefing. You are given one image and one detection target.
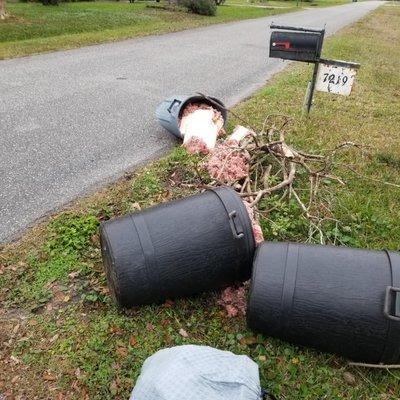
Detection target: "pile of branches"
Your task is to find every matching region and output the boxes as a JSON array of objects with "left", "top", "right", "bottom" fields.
[{"left": 180, "top": 94, "right": 399, "bottom": 244}]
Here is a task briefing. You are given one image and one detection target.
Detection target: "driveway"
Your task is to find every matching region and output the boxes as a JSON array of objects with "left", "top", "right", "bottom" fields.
[{"left": 0, "top": 1, "right": 382, "bottom": 242}]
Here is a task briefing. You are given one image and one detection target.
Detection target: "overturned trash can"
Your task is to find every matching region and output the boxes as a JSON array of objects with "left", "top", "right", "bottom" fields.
[
  {"left": 247, "top": 242, "right": 400, "bottom": 364},
  {"left": 100, "top": 187, "right": 255, "bottom": 307},
  {"left": 156, "top": 95, "right": 227, "bottom": 139}
]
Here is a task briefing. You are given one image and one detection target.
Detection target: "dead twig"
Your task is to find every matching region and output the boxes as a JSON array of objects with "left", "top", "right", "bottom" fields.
[{"left": 348, "top": 362, "right": 400, "bottom": 369}]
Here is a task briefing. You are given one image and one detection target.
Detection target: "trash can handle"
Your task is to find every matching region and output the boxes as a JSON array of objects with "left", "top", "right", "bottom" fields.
[
  {"left": 228, "top": 211, "right": 244, "bottom": 239},
  {"left": 167, "top": 99, "right": 182, "bottom": 113},
  {"left": 384, "top": 286, "right": 400, "bottom": 322}
]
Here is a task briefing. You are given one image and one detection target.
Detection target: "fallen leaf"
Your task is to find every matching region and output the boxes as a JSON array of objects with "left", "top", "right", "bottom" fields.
[
  {"left": 63, "top": 295, "right": 70, "bottom": 303},
  {"left": 109, "top": 325, "right": 122, "bottom": 335},
  {"left": 128, "top": 336, "right": 137, "bottom": 347},
  {"left": 163, "top": 299, "right": 174, "bottom": 308},
  {"left": 43, "top": 371, "right": 57, "bottom": 381},
  {"left": 178, "top": 328, "right": 189, "bottom": 338},
  {"left": 163, "top": 335, "right": 173, "bottom": 345},
  {"left": 109, "top": 380, "right": 118, "bottom": 396},
  {"left": 146, "top": 322, "right": 155, "bottom": 331},
  {"left": 116, "top": 346, "right": 128, "bottom": 358},
  {"left": 343, "top": 371, "right": 356, "bottom": 386},
  {"left": 131, "top": 202, "right": 141, "bottom": 211},
  {"left": 90, "top": 234, "right": 98, "bottom": 245},
  {"left": 55, "top": 291, "right": 66, "bottom": 302},
  {"left": 71, "top": 380, "right": 79, "bottom": 390},
  {"left": 239, "top": 336, "right": 256, "bottom": 346},
  {"left": 49, "top": 334, "right": 59, "bottom": 343},
  {"left": 276, "top": 356, "right": 284, "bottom": 364},
  {"left": 258, "top": 355, "right": 267, "bottom": 362}
]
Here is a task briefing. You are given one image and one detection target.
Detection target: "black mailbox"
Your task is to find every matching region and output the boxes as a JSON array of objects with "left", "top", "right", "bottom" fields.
[{"left": 270, "top": 30, "right": 323, "bottom": 63}]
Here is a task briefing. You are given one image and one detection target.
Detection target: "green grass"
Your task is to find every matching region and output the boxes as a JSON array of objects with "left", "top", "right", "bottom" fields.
[
  {"left": 0, "top": 0, "right": 349, "bottom": 59},
  {"left": 1, "top": 4, "right": 400, "bottom": 400}
]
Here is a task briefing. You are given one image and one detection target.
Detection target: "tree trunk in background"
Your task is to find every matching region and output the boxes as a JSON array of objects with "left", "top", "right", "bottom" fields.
[{"left": 0, "top": 0, "right": 8, "bottom": 20}]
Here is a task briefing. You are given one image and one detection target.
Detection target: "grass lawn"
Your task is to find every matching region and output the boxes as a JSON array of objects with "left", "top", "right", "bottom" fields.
[
  {"left": 1, "top": 4, "right": 400, "bottom": 400},
  {"left": 0, "top": 0, "right": 350, "bottom": 59}
]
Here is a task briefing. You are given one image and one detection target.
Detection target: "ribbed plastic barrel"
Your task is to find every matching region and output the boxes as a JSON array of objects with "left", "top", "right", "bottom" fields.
[
  {"left": 247, "top": 242, "right": 400, "bottom": 363},
  {"left": 100, "top": 187, "right": 255, "bottom": 307},
  {"left": 156, "top": 95, "right": 227, "bottom": 139}
]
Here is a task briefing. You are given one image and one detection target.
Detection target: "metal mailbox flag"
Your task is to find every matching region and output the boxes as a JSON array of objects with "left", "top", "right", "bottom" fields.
[{"left": 316, "top": 60, "right": 359, "bottom": 96}]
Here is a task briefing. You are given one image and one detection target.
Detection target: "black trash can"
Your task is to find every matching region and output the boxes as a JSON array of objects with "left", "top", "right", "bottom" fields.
[
  {"left": 156, "top": 95, "right": 227, "bottom": 139},
  {"left": 100, "top": 187, "right": 255, "bottom": 307},
  {"left": 247, "top": 242, "right": 400, "bottom": 363}
]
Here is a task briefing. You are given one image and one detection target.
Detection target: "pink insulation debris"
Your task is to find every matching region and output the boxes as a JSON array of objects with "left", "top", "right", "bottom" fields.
[
  {"left": 183, "top": 137, "right": 209, "bottom": 155},
  {"left": 205, "top": 143, "right": 250, "bottom": 183},
  {"left": 243, "top": 200, "right": 264, "bottom": 245},
  {"left": 217, "top": 285, "right": 247, "bottom": 318},
  {"left": 204, "top": 125, "right": 253, "bottom": 182},
  {"left": 180, "top": 103, "right": 225, "bottom": 154}
]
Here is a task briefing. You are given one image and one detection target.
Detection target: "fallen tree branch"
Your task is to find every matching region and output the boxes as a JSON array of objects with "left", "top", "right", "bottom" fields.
[
  {"left": 246, "top": 162, "right": 296, "bottom": 207},
  {"left": 348, "top": 362, "right": 400, "bottom": 369},
  {"left": 178, "top": 101, "right": 399, "bottom": 243}
]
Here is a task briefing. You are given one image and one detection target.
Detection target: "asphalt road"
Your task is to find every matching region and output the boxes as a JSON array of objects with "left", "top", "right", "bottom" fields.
[{"left": 0, "top": 1, "right": 382, "bottom": 243}]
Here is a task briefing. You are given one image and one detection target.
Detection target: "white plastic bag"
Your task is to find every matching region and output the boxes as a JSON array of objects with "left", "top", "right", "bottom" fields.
[{"left": 130, "top": 345, "right": 262, "bottom": 400}]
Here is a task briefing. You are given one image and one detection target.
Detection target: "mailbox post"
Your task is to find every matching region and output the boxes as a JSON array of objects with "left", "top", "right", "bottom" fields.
[
  {"left": 305, "top": 60, "right": 321, "bottom": 114},
  {"left": 270, "top": 24, "right": 325, "bottom": 114}
]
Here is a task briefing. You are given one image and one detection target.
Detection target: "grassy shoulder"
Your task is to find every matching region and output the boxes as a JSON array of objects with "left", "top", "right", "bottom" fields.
[
  {"left": 0, "top": 0, "right": 348, "bottom": 60},
  {"left": 1, "top": 4, "right": 400, "bottom": 400}
]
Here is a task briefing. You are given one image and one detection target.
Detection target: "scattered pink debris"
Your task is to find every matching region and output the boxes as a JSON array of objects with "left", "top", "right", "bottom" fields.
[
  {"left": 180, "top": 103, "right": 214, "bottom": 118},
  {"left": 179, "top": 113, "right": 263, "bottom": 244},
  {"left": 225, "top": 125, "right": 253, "bottom": 146},
  {"left": 205, "top": 142, "right": 249, "bottom": 183},
  {"left": 184, "top": 136, "right": 210, "bottom": 155},
  {"left": 243, "top": 200, "right": 264, "bottom": 245},
  {"left": 218, "top": 285, "right": 247, "bottom": 317},
  {"left": 180, "top": 103, "right": 225, "bottom": 154},
  {"left": 252, "top": 224, "right": 264, "bottom": 245}
]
